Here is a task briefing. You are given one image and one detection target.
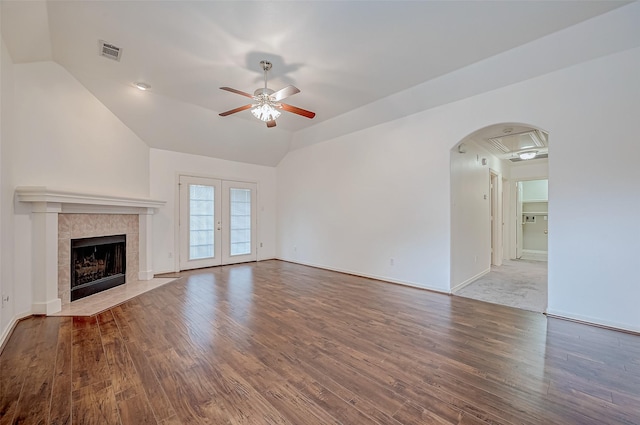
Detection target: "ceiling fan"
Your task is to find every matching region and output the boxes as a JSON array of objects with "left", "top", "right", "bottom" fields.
[{"left": 219, "top": 60, "right": 316, "bottom": 128}]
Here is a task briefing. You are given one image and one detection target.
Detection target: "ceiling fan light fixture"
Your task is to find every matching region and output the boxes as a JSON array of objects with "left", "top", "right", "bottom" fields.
[
  {"left": 219, "top": 60, "right": 315, "bottom": 127},
  {"left": 519, "top": 150, "right": 537, "bottom": 160},
  {"left": 251, "top": 103, "right": 281, "bottom": 122}
]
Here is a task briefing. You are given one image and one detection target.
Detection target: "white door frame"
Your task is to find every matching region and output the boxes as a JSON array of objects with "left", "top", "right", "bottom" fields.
[
  {"left": 489, "top": 170, "right": 503, "bottom": 266},
  {"left": 178, "top": 175, "right": 258, "bottom": 271},
  {"left": 179, "top": 176, "right": 223, "bottom": 270},
  {"left": 510, "top": 177, "right": 548, "bottom": 260},
  {"left": 221, "top": 180, "right": 257, "bottom": 265}
]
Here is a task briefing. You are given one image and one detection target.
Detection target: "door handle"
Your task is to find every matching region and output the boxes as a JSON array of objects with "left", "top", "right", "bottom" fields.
[{"left": 544, "top": 229, "right": 548, "bottom": 234}]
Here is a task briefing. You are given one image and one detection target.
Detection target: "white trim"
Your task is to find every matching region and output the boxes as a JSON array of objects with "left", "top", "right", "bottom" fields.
[
  {"left": 138, "top": 271, "right": 155, "bottom": 280},
  {"left": 547, "top": 308, "right": 640, "bottom": 334},
  {"left": 451, "top": 268, "right": 491, "bottom": 293},
  {"left": 522, "top": 249, "right": 547, "bottom": 254},
  {"left": 15, "top": 186, "right": 165, "bottom": 315},
  {"left": 32, "top": 298, "right": 62, "bottom": 315},
  {"left": 276, "top": 258, "right": 449, "bottom": 294},
  {"left": 15, "top": 186, "right": 165, "bottom": 209},
  {"left": 0, "top": 311, "right": 32, "bottom": 352}
]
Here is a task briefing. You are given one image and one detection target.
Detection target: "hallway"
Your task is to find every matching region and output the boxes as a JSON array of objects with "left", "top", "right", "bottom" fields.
[{"left": 455, "top": 259, "right": 547, "bottom": 313}]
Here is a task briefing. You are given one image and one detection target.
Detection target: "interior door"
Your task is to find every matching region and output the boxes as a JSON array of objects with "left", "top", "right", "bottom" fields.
[
  {"left": 179, "top": 176, "right": 222, "bottom": 270},
  {"left": 179, "top": 176, "right": 257, "bottom": 270}
]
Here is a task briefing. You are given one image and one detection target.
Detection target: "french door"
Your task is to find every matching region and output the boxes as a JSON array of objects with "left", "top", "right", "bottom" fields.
[{"left": 179, "top": 176, "right": 257, "bottom": 270}]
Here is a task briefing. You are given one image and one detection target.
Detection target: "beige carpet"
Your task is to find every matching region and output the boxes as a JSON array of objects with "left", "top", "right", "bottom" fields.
[{"left": 455, "top": 259, "right": 547, "bottom": 313}]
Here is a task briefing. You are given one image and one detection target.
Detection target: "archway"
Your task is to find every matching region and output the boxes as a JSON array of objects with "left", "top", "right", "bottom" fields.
[{"left": 450, "top": 122, "right": 549, "bottom": 313}]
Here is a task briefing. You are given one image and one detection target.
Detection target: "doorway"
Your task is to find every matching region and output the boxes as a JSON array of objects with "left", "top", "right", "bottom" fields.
[
  {"left": 450, "top": 123, "right": 549, "bottom": 313},
  {"left": 515, "top": 179, "right": 548, "bottom": 261},
  {"left": 179, "top": 175, "right": 257, "bottom": 271}
]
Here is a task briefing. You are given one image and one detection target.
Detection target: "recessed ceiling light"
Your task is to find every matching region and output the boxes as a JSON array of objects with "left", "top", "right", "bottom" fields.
[{"left": 134, "top": 82, "right": 151, "bottom": 91}]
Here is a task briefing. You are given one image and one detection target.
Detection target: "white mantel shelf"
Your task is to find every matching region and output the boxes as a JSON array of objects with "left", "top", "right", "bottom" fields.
[
  {"left": 15, "top": 186, "right": 165, "bottom": 315},
  {"left": 16, "top": 186, "right": 165, "bottom": 211}
]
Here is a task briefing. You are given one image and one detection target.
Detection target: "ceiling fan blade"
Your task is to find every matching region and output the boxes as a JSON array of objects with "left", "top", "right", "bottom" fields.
[
  {"left": 266, "top": 120, "right": 276, "bottom": 128},
  {"left": 220, "top": 87, "right": 254, "bottom": 99},
  {"left": 270, "top": 85, "right": 300, "bottom": 102},
  {"left": 219, "top": 104, "right": 252, "bottom": 116},
  {"left": 279, "top": 103, "right": 316, "bottom": 119}
]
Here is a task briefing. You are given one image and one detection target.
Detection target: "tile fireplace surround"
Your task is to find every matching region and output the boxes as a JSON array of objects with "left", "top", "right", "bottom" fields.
[{"left": 15, "top": 187, "right": 165, "bottom": 315}]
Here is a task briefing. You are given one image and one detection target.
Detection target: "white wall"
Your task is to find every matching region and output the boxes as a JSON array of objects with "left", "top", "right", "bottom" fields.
[
  {"left": 522, "top": 212, "right": 548, "bottom": 252},
  {"left": 0, "top": 36, "right": 17, "bottom": 343},
  {"left": 12, "top": 62, "right": 150, "bottom": 195},
  {"left": 1, "top": 61, "right": 151, "bottom": 342},
  {"left": 278, "top": 114, "right": 452, "bottom": 292},
  {"left": 510, "top": 159, "right": 549, "bottom": 182},
  {"left": 149, "top": 149, "right": 277, "bottom": 274},
  {"left": 507, "top": 161, "right": 549, "bottom": 258},
  {"left": 521, "top": 180, "right": 549, "bottom": 252},
  {"left": 450, "top": 140, "right": 509, "bottom": 290},
  {"left": 522, "top": 179, "right": 548, "bottom": 201},
  {"left": 278, "top": 47, "right": 640, "bottom": 332},
  {"left": 545, "top": 49, "right": 640, "bottom": 332}
]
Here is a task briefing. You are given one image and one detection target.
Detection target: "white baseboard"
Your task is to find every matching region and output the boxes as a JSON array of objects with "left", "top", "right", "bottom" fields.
[
  {"left": 275, "top": 257, "right": 449, "bottom": 294},
  {"left": 450, "top": 268, "right": 491, "bottom": 294},
  {"left": 138, "top": 270, "right": 155, "bottom": 280},
  {"left": 153, "top": 257, "right": 276, "bottom": 276},
  {"left": 153, "top": 269, "right": 177, "bottom": 276},
  {"left": 0, "top": 311, "right": 33, "bottom": 352},
  {"left": 546, "top": 308, "right": 640, "bottom": 334},
  {"left": 32, "top": 298, "right": 62, "bottom": 315},
  {"left": 522, "top": 249, "right": 547, "bottom": 254}
]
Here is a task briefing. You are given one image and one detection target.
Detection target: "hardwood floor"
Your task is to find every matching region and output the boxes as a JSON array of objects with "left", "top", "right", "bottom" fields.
[{"left": 1, "top": 260, "right": 639, "bottom": 424}]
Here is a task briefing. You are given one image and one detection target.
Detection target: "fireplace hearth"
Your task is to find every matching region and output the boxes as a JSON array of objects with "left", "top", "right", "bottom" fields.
[{"left": 71, "top": 234, "right": 126, "bottom": 301}]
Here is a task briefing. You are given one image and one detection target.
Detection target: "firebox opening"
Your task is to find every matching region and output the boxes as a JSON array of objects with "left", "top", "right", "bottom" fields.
[{"left": 71, "top": 234, "right": 126, "bottom": 301}]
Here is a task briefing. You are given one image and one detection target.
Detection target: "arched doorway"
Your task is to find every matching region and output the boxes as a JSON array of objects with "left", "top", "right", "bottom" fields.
[{"left": 450, "top": 123, "right": 549, "bottom": 313}]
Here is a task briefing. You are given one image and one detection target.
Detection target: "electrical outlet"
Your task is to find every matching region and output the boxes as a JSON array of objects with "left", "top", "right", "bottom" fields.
[
  {"left": 260, "top": 242, "right": 263, "bottom": 248},
  {"left": 1, "top": 295, "right": 9, "bottom": 306}
]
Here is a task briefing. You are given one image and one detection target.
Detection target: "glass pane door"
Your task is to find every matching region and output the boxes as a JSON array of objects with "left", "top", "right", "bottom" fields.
[
  {"left": 189, "top": 184, "right": 215, "bottom": 260},
  {"left": 229, "top": 188, "right": 252, "bottom": 256},
  {"left": 222, "top": 181, "right": 257, "bottom": 264},
  {"left": 179, "top": 176, "right": 222, "bottom": 270},
  {"left": 179, "top": 176, "right": 257, "bottom": 270}
]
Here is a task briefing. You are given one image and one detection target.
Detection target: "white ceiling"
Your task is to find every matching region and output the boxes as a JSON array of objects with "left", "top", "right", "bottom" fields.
[{"left": 1, "top": 1, "right": 630, "bottom": 166}]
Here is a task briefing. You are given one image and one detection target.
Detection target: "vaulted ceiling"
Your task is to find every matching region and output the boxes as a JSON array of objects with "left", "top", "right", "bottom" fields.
[{"left": 1, "top": 1, "right": 630, "bottom": 166}]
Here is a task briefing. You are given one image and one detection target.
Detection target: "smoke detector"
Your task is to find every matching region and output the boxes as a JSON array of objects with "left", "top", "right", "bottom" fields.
[{"left": 98, "top": 40, "right": 122, "bottom": 61}]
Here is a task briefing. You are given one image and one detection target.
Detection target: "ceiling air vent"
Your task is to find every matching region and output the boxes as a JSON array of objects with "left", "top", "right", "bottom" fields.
[{"left": 98, "top": 40, "right": 122, "bottom": 61}]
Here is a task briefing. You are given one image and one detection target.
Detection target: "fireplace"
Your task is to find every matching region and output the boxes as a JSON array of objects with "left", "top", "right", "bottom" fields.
[
  {"left": 71, "top": 234, "right": 126, "bottom": 301},
  {"left": 15, "top": 187, "right": 165, "bottom": 315}
]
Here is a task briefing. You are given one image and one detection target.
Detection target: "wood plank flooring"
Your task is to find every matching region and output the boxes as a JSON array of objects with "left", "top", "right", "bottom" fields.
[{"left": 1, "top": 260, "right": 639, "bottom": 424}]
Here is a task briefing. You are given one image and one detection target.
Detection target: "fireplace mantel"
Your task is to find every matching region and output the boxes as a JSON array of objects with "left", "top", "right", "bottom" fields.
[
  {"left": 16, "top": 186, "right": 165, "bottom": 315},
  {"left": 16, "top": 186, "right": 165, "bottom": 212}
]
